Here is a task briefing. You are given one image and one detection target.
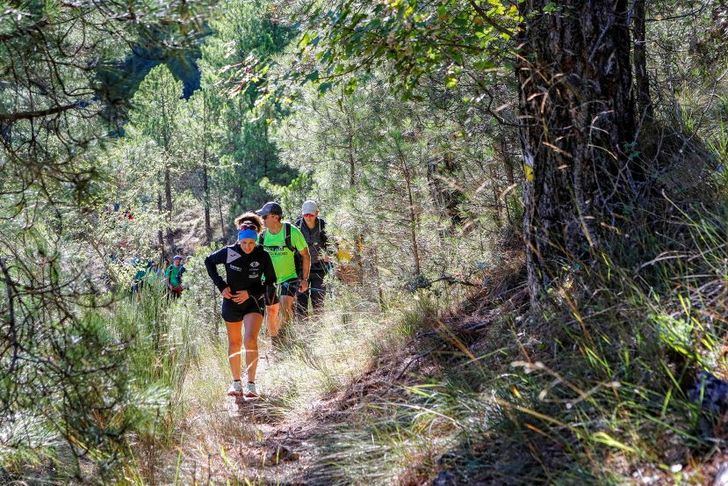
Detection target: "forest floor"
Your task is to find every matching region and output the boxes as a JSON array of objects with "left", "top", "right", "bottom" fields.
[
  {"left": 184, "top": 328, "right": 727, "bottom": 485},
  {"left": 159, "top": 335, "right": 442, "bottom": 484},
  {"left": 132, "top": 249, "right": 728, "bottom": 485}
]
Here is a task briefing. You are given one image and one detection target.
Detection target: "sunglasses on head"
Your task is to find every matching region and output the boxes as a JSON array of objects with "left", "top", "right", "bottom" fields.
[{"left": 303, "top": 213, "right": 315, "bottom": 218}]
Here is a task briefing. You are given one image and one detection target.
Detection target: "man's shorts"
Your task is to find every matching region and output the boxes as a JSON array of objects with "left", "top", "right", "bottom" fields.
[
  {"left": 221, "top": 295, "right": 265, "bottom": 322},
  {"left": 263, "top": 279, "right": 299, "bottom": 306},
  {"left": 278, "top": 278, "right": 300, "bottom": 298}
]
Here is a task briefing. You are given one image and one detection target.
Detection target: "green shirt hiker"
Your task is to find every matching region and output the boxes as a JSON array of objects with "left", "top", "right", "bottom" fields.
[
  {"left": 165, "top": 262, "right": 185, "bottom": 287},
  {"left": 260, "top": 224, "right": 308, "bottom": 283}
]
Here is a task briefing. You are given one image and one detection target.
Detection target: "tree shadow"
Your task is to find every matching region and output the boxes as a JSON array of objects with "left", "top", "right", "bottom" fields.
[{"left": 226, "top": 395, "right": 288, "bottom": 425}]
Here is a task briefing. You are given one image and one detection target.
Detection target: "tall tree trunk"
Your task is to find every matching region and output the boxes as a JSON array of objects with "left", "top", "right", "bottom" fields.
[
  {"left": 633, "top": 0, "right": 653, "bottom": 123},
  {"left": 202, "top": 165, "right": 212, "bottom": 245},
  {"left": 496, "top": 136, "right": 517, "bottom": 226},
  {"left": 217, "top": 190, "right": 226, "bottom": 240},
  {"left": 157, "top": 192, "right": 165, "bottom": 262},
  {"left": 343, "top": 104, "right": 365, "bottom": 283},
  {"left": 489, "top": 165, "right": 503, "bottom": 228},
  {"left": 500, "top": 137, "right": 516, "bottom": 187},
  {"left": 164, "top": 166, "right": 175, "bottom": 254},
  {"left": 517, "top": 1, "right": 641, "bottom": 304},
  {"left": 397, "top": 148, "right": 421, "bottom": 276},
  {"left": 348, "top": 133, "right": 356, "bottom": 188},
  {"left": 202, "top": 94, "right": 214, "bottom": 245}
]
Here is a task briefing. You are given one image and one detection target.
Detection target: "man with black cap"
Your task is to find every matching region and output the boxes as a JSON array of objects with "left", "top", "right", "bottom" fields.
[{"left": 256, "top": 201, "right": 310, "bottom": 343}]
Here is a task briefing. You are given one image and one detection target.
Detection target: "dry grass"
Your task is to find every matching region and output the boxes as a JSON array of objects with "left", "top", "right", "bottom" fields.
[
  {"left": 117, "top": 185, "right": 728, "bottom": 485},
  {"left": 124, "top": 285, "right": 408, "bottom": 484}
]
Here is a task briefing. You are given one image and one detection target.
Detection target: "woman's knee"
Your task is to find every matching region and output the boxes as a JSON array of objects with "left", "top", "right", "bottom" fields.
[
  {"left": 228, "top": 335, "right": 243, "bottom": 350},
  {"left": 243, "top": 335, "right": 258, "bottom": 350}
]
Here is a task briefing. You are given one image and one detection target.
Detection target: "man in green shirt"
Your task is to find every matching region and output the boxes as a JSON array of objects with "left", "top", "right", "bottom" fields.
[{"left": 255, "top": 202, "right": 310, "bottom": 342}]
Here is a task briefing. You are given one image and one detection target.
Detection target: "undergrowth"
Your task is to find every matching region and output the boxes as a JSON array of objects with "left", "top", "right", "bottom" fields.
[
  {"left": 274, "top": 192, "right": 727, "bottom": 484},
  {"left": 6, "top": 190, "right": 724, "bottom": 484},
  {"left": 0, "top": 282, "right": 202, "bottom": 483}
]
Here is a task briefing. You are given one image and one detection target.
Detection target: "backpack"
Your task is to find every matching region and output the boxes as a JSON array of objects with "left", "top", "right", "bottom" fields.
[
  {"left": 295, "top": 217, "right": 330, "bottom": 274},
  {"left": 295, "top": 217, "right": 327, "bottom": 247},
  {"left": 258, "top": 222, "right": 295, "bottom": 252},
  {"left": 259, "top": 223, "right": 302, "bottom": 277}
]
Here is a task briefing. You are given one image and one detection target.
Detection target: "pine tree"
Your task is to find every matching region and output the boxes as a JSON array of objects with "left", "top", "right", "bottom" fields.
[{"left": 128, "top": 65, "right": 185, "bottom": 259}]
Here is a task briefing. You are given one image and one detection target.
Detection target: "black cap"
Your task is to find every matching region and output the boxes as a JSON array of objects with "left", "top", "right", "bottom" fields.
[{"left": 255, "top": 201, "right": 283, "bottom": 217}]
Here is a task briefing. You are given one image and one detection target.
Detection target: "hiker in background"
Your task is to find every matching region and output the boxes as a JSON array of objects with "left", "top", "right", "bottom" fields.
[
  {"left": 131, "top": 259, "right": 155, "bottom": 297},
  {"left": 204, "top": 219, "right": 276, "bottom": 399},
  {"left": 164, "top": 255, "right": 186, "bottom": 299},
  {"left": 295, "top": 200, "right": 331, "bottom": 316},
  {"left": 256, "top": 202, "right": 310, "bottom": 346}
]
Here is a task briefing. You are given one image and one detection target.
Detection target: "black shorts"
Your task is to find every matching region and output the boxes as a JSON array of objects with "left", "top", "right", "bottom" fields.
[
  {"left": 279, "top": 278, "right": 299, "bottom": 298},
  {"left": 221, "top": 295, "right": 265, "bottom": 322},
  {"left": 261, "top": 279, "right": 298, "bottom": 306}
]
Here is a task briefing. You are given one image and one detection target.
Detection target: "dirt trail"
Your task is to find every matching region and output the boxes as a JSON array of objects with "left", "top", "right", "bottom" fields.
[
  {"left": 156, "top": 257, "right": 529, "bottom": 484},
  {"left": 162, "top": 349, "right": 328, "bottom": 485}
]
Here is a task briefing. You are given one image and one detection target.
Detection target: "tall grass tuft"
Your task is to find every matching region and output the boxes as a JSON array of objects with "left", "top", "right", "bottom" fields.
[
  {"left": 269, "top": 190, "right": 727, "bottom": 483},
  {"left": 0, "top": 280, "right": 202, "bottom": 483}
]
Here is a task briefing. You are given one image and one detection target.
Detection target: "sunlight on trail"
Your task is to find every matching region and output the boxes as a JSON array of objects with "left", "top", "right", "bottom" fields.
[{"left": 171, "top": 291, "right": 393, "bottom": 483}]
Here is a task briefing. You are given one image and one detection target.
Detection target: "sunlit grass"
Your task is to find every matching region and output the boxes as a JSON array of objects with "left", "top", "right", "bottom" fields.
[
  {"left": 261, "top": 289, "right": 396, "bottom": 414},
  {"left": 252, "top": 197, "right": 726, "bottom": 484},
  {"left": 16, "top": 193, "right": 724, "bottom": 484}
]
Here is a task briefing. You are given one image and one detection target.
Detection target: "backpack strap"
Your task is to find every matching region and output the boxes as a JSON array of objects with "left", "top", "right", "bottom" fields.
[
  {"left": 258, "top": 226, "right": 295, "bottom": 252},
  {"left": 318, "top": 218, "right": 328, "bottom": 250},
  {"left": 284, "top": 223, "right": 295, "bottom": 252}
]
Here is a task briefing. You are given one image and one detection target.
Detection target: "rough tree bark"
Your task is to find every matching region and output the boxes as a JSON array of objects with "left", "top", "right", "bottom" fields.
[
  {"left": 632, "top": 0, "right": 653, "bottom": 123},
  {"left": 202, "top": 165, "right": 212, "bottom": 245},
  {"left": 517, "top": 1, "right": 642, "bottom": 304},
  {"left": 164, "top": 165, "right": 175, "bottom": 254}
]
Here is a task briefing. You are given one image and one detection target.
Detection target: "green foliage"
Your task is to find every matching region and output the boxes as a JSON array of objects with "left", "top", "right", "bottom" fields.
[
  {"left": 260, "top": 172, "right": 315, "bottom": 218},
  {"left": 292, "top": 0, "right": 519, "bottom": 96},
  {"left": 276, "top": 76, "right": 511, "bottom": 286},
  {"left": 0, "top": 281, "right": 198, "bottom": 480},
  {"left": 129, "top": 65, "right": 185, "bottom": 151},
  {"left": 269, "top": 197, "right": 725, "bottom": 484},
  {"left": 198, "top": 0, "right": 297, "bottom": 215},
  {"left": 3, "top": 0, "right": 728, "bottom": 482},
  {"left": 0, "top": 2, "right": 216, "bottom": 480}
]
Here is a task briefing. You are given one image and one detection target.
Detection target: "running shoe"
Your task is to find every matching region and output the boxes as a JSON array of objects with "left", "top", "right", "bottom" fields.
[
  {"left": 227, "top": 380, "right": 243, "bottom": 396},
  {"left": 244, "top": 382, "right": 259, "bottom": 400}
]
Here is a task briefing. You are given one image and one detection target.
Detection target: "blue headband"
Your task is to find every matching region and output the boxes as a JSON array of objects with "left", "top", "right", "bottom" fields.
[{"left": 238, "top": 228, "right": 258, "bottom": 241}]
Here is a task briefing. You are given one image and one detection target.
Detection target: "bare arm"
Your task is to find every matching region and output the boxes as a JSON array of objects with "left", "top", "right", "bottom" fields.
[
  {"left": 300, "top": 247, "right": 311, "bottom": 282},
  {"left": 299, "top": 247, "right": 311, "bottom": 292}
]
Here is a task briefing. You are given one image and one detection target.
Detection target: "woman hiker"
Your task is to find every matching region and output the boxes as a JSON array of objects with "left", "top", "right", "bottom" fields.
[{"left": 204, "top": 216, "right": 276, "bottom": 399}]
